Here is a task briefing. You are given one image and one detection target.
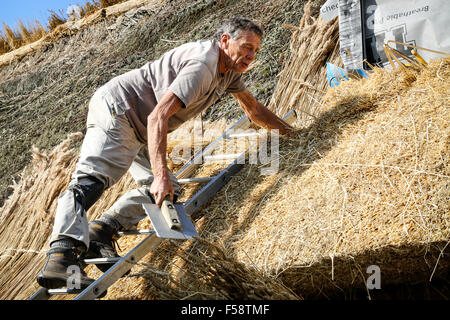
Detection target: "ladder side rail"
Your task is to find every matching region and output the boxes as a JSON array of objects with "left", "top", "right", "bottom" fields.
[
  {"left": 28, "top": 288, "right": 50, "bottom": 300},
  {"left": 184, "top": 155, "right": 245, "bottom": 216}
]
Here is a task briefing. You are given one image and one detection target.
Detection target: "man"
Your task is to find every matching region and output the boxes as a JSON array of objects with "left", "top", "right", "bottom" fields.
[{"left": 37, "top": 17, "right": 294, "bottom": 289}]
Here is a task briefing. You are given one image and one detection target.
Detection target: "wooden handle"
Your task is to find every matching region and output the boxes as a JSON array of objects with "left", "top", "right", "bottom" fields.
[{"left": 161, "top": 197, "right": 183, "bottom": 231}]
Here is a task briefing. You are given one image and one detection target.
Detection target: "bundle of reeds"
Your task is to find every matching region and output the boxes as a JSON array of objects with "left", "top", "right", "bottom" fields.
[
  {"left": 127, "top": 237, "right": 299, "bottom": 300},
  {"left": 267, "top": 1, "right": 341, "bottom": 127},
  {"left": 0, "top": 133, "right": 82, "bottom": 299}
]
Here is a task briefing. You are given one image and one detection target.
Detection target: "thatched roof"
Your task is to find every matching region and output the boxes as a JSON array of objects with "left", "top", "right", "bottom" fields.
[{"left": 0, "top": 2, "right": 448, "bottom": 300}]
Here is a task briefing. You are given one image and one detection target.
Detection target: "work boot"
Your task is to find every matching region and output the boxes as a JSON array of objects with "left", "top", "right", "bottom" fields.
[
  {"left": 37, "top": 239, "right": 95, "bottom": 290},
  {"left": 85, "top": 220, "right": 122, "bottom": 273}
]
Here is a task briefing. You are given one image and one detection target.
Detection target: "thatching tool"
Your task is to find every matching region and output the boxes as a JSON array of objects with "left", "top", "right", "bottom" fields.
[{"left": 143, "top": 197, "right": 198, "bottom": 240}]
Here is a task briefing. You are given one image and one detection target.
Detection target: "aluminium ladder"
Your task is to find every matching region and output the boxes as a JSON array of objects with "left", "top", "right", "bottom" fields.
[{"left": 29, "top": 110, "right": 296, "bottom": 300}]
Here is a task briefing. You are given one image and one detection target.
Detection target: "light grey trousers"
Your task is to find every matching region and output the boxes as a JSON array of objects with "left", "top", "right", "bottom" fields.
[{"left": 50, "top": 88, "right": 181, "bottom": 248}]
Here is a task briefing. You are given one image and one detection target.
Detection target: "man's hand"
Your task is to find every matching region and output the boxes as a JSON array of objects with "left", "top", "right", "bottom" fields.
[
  {"left": 150, "top": 173, "right": 174, "bottom": 207},
  {"left": 232, "top": 89, "right": 295, "bottom": 135}
]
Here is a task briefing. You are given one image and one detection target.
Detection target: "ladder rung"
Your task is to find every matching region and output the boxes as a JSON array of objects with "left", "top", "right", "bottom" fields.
[
  {"left": 204, "top": 154, "right": 242, "bottom": 161},
  {"left": 175, "top": 114, "right": 252, "bottom": 180},
  {"left": 75, "top": 234, "right": 162, "bottom": 300},
  {"left": 227, "top": 132, "right": 262, "bottom": 139},
  {"left": 117, "top": 229, "right": 154, "bottom": 236},
  {"left": 177, "top": 177, "right": 214, "bottom": 184},
  {"left": 83, "top": 257, "right": 121, "bottom": 265},
  {"left": 48, "top": 288, "right": 83, "bottom": 295}
]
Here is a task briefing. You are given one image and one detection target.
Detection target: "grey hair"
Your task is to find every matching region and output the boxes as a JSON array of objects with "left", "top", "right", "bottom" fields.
[{"left": 214, "top": 17, "right": 264, "bottom": 41}]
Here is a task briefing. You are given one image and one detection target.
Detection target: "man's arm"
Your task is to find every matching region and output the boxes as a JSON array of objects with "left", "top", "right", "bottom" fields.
[
  {"left": 147, "top": 91, "right": 183, "bottom": 206},
  {"left": 232, "top": 89, "right": 294, "bottom": 135}
]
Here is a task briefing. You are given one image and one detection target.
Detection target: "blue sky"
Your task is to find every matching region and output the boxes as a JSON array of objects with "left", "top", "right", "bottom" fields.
[{"left": 1, "top": 0, "right": 81, "bottom": 30}]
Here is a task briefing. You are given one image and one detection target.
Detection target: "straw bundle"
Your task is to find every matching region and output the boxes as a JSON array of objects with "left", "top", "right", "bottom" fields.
[
  {"left": 128, "top": 237, "right": 299, "bottom": 300},
  {"left": 268, "top": 2, "right": 341, "bottom": 126},
  {"left": 0, "top": 133, "right": 82, "bottom": 299}
]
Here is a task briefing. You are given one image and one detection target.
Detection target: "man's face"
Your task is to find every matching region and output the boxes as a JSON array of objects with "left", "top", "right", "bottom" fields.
[{"left": 220, "top": 30, "right": 261, "bottom": 73}]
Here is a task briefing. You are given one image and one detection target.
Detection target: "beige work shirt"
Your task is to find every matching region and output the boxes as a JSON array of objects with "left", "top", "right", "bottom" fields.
[{"left": 100, "top": 40, "right": 246, "bottom": 142}]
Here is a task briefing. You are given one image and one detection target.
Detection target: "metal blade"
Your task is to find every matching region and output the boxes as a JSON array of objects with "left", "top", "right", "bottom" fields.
[{"left": 143, "top": 203, "right": 198, "bottom": 239}]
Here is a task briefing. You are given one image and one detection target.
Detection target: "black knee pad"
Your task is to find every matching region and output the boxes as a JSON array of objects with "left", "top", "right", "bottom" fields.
[{"left": 69, "top": 177, "right": 105, "bottom": 212}]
